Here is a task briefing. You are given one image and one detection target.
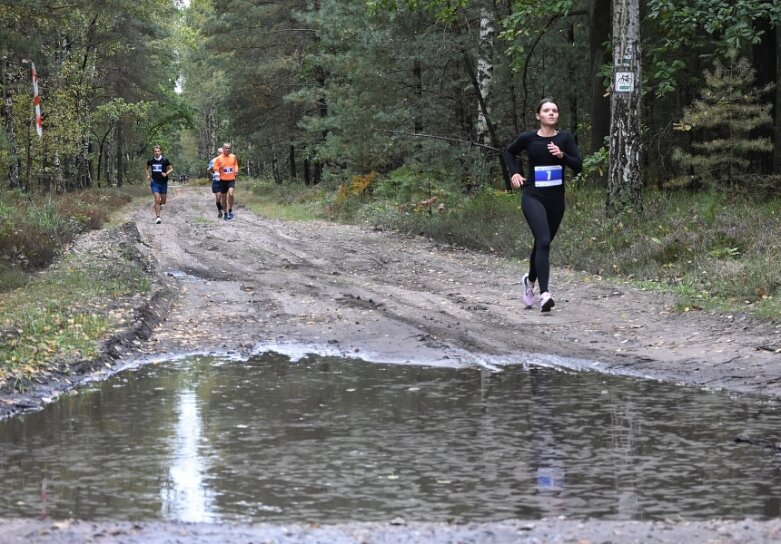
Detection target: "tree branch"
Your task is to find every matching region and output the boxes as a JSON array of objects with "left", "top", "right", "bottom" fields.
[{"left": 382, "top": 129, "right": 499, "bottom": 152}]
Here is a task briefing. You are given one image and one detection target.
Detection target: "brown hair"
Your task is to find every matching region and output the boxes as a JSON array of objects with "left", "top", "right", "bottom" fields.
[{"left": 536, "top": 97, "right": 559, "bottom": 113}]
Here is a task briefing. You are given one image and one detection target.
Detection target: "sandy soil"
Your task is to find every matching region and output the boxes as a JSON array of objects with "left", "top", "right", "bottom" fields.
[
  {"left": 133, "top": 186, "right": 781, "bottom": 399},
  {"left": 2, "top": 184, "right": 781, "bottom": 543}
]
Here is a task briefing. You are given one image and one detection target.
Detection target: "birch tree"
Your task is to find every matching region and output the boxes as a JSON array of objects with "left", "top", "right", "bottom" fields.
[
  {"left": 606, "top": 0, "right": 642, "bottom": 215},
  {"left": 3, "top": 55, "right": 21, "bottom": 189},
  {"left": 476, "top": 5, "right": 495, "bottom": 148}
]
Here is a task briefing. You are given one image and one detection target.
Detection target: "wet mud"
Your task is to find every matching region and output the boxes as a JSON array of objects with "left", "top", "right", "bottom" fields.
[{"left": 2, "top": 186, "right": 781, "bottom": 542}]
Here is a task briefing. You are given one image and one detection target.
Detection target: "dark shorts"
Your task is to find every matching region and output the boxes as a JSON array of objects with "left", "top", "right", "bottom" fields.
[
  {"left": 150, "top": 180, "right": 168, "bottom": 194},
  {"left": 220, "top": 180, "right": 236, "bottom": 194},
  {"left": 211, "top": 179, "right": 221, "bottom": 193}
]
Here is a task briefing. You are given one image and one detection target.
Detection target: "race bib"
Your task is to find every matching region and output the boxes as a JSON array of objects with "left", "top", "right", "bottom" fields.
[
  {"left": 534, "top": 165, "right": 562, "bottom": 187},
  {"left": 152, "top": 164, "right": 163, "bottom": 173},
  {"left": 223, "top": 167, "right": 234, "bottom": 174}
]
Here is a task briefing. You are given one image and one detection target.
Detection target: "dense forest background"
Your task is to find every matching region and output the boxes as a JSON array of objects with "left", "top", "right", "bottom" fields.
[{"left": 2, "top": 0, "right": 780, "bottom": 198}]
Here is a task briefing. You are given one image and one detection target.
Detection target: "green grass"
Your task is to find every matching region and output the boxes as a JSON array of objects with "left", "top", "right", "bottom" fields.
[
  {"left": 0, "top": 185, "right": 150, "bottom": 390},
  {"left": 245, "top": 179, "right": 329, "bottom": 221},
  {"left": 3, "top": 175, "right": 778, "bottom": 389},
  {"left": 248, "top": 177, "right": 781, "bottom": 318}
]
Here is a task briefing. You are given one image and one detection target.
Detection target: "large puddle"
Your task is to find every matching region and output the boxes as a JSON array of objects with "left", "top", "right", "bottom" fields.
[{"left": 1, "top": 353, "right": 780, "bottom": 523}]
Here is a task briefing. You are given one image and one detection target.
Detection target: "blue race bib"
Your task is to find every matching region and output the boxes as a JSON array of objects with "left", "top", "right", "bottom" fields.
[{"left": 534, "top": 165, "right": 563, "bottom": 187}]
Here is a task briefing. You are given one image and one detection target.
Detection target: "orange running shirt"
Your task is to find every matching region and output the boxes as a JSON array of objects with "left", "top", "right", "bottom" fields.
[{"left": 214, "top": 153, "right": 239, "bottom": 181}]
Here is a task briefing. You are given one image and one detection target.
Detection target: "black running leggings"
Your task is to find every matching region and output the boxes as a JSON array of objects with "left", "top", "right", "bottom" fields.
[{"left": 521, "top": 187, "right": 565, "bottom": 294}]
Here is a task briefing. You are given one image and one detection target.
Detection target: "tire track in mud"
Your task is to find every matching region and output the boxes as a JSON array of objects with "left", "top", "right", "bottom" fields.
[{"left": 130, "top": 186, "right": 781, "bottom": 397}]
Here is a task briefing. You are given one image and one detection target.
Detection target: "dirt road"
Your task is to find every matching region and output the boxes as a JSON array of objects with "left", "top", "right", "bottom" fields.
[
  {"left": 3, "top": 185, "right": 781, "bottom": 543},
  {"left": 134, "top": 186, "right": 780, "bottom": 398}
]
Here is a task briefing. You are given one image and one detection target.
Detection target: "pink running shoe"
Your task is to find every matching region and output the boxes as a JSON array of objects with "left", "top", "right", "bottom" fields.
[
  {"left": 540, "top": 291, "right": 555, "bottom": 312},
  {"left": 522, "top": 273, "right": 535, "bottom": 308}
]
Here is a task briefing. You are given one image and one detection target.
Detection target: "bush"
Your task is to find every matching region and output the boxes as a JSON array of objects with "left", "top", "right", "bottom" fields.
[{"left": 0, "top": 187, "right": 134, "bottom": 291}]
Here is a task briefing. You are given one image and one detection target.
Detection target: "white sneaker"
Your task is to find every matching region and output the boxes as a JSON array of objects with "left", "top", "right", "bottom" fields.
[
  {"left": 540, "top": 291, "right": 555, "bottom": 312},
  {"left": 155, "top": 217, "right": 161, "bottom": 224},
  {"left": 522, "top": 273, "right": 535, "bottom": 308}
]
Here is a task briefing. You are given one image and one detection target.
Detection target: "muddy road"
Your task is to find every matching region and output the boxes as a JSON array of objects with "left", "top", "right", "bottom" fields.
[
  {"left": 134, "top": 186, "right": 780, "bottom": 398},
  {"left": 3, "top": 184, "right": 781, "bottom": 543}
]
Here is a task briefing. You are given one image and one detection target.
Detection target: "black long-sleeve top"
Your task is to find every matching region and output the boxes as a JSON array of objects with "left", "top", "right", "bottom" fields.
[{"left": 503, "top": 130, "right": 582, "bottom": 189}]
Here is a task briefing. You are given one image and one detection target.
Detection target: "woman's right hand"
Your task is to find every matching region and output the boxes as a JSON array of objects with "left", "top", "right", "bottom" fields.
[{"left": 511, "top": 173, "right": 525, "bottom": 189}]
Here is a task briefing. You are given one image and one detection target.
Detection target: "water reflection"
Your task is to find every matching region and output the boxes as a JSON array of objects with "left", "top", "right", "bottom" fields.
[
  {"left": 160, "top": 389, "right": 216, "bottom": 522},
  {"left": 0, "top": 353, "right": 779, "bottom": 523}
]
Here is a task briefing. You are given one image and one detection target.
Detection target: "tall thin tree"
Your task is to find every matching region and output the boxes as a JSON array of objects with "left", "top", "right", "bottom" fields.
[{"left": 607, "top": 0, "right": 642, "bottom": 215}]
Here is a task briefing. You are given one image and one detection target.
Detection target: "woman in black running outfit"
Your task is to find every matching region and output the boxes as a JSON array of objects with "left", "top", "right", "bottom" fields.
[{"left": 503, "top": 98, "right": 582, "bottom": 312}]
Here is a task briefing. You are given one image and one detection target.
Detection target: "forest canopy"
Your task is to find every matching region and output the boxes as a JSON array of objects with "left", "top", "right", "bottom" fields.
[{"left": 1, "top": 0, "right": 779, "bottom": 196}]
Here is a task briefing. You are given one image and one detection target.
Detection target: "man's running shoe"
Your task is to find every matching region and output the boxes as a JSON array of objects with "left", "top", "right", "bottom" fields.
[
  {"left": 155, "top": 217, "right": 161, "bottom": 224},
  {"left": 522, "top": 273, "right": 535, "bottom": 308},
  {"left": 227, "top": 211, "right": 234, "bottom": 220},
  {"left": 218, "top": 211, "right": 223, "bottom": 219},
  {"left": 540, "top": 292, "right": 555, "bottom": 312},
  {"left": 224, "top": 213, "right": 229, "bottom": 221}
]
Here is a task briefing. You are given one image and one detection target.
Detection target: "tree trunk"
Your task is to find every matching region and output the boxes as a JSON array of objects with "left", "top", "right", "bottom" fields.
[
  {"left": 776, "top": 25, "right": 781, "bottom": 173},
  {"left": 115, "top": 119, "right": 124, "bottom": 188},
  {"left": 413, "top": 59, "right": 423, "bottom": 135},
  {"left": 566, "top": 22, "right": 578, "bottom": 143},
  {"left": 461, "top": 51, "right": 510, "bottom": 190},
  {"left": 607, "top": 0, "right": 642, "bottom": 216},
  {"left": 476, "top": 6, "right": 495, "bottom": 148},
  {"left": 272, "top": 143, "right": 282, "bottom": 184},
  {"left": 590, "top": 0, "right": 611, "bottom": 160},
  {"left": 452, "top": 61, "right": 469, "bottom": 139},
  {"left": 54, "top": 152, "right": 64, "bottom": 194},
  {"left": 289, "top": 144, "right": 296, "bottom": 180},
  {"left": 752, "top": 17, "right": 777, "bottom": 175},
  {"left": 26, "top": 114, "right": 33, "bottom": 190},
  {"left": 3, "top": 57, "right": 21, "bottom": 189}
]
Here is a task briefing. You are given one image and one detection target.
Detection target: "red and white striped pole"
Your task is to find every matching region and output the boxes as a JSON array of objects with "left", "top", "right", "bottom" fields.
[
  {"left": 22, "top": 58, "right": 43, "bottom": 137},
  {"left": 31, "top": 62, "right": 43, "bottom": 137}
]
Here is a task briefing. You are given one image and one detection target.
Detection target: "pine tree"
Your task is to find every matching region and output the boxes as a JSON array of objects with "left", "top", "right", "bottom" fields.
[{"left": 672, "top": 54, "right": 774, "bottom": 190}]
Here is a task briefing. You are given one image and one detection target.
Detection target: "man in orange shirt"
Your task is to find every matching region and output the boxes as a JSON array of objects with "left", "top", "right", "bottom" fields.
[{"left": 213, "top": 142, "right": 239, "bottom": 220}]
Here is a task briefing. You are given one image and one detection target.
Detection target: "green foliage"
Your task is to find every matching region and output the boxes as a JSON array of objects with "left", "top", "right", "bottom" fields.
[
  {"left": 247, "top": 178, "right": 330, "bottom": 221},
  {"left": 0, "top": 185, "right": 147, "bottom": 389},
  {"left": 672, "top": 55, "right": 774, "bottom": 189},
  {"left": 574, "top": 147, "right": 609, "bottom": 185},
  {"left": 367, "top": 0, "right": 468, "bottom": 23},
  {"left": 0, "top": 188, "right": 132, "bottom": 282},
  {"left": 0, "top": 241, "right": 149, "bottom": 390},
  {"left": 646, "top": 0, "right": 780, "bottom": 97},
  {"left": 255, "top": 177, "right": 781, "bottom": 316}
]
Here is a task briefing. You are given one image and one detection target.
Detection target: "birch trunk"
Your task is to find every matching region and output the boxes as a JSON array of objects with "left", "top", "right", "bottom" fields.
[
  {"left": 476, "top": 7, "right": 494, "bottom": 148},
  {"left": 3, "top": 57, "right": 21, "bottom": 189},
  {"left": 607, "top": 0, "right": 643, "bottom": 215}
]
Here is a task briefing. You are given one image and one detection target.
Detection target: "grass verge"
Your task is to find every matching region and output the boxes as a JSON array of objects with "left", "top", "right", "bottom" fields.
[
  {"left": 247, "top": 177, "right": 781, "bottom": 319},
  {"left": 0, "top": 185, "right": 150, "bottom": 390}
]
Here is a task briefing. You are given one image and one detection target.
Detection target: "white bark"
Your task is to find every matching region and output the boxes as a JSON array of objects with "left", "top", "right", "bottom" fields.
[
  {"left": 607, "top": 0, "right": 643, "bottom": 215},
  {"left": 4, "top": 56, "right": 21, "bottom": 188},
  {"left": 476, "top": 7, "right": 494, "bottom": 147}
]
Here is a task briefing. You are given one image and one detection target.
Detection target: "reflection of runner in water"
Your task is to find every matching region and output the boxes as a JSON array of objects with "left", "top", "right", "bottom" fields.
[
  {"left": 527, "top": 369, "right": 566, "bottom": 516},
  {"left": 208, "top": 147, "right": 223, "bottom": 218},
  {"left": 503, "top": 98, "right": 582, "bottom": 312}
]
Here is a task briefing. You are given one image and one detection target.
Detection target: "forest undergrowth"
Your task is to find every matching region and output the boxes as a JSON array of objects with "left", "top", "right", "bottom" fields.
[
  {"left": 1, "top": 176, "right": 778, "bottom": 390},
  {"left": 246, "top": 176, "right": 781, "bottom": 320}
]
